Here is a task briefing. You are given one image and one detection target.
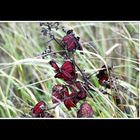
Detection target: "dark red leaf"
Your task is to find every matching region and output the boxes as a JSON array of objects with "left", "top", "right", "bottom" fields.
[
  {"left": 52, "top": 85, "right": 69, "bottom": 103},
  {"left": 62, "top": 32, "right": 83, "bottom": 53},
  {"left": 52, "top": 92, "right": 64, "bottom": 103},
  {"left": 75, "top": 81, "right": 87, "bottom": 99},
  {"left": 50, "top": 60, "right": 77, "bottom": 84},
  {"left": 32, "top": 101, "right": 46, "bottom": 118},
  {"left": 49, "top": 60, "right": 60, "bottom": 72},
  {"left": 77, "top": 103, "right": 94, "bottom": 118},
  {"left": 97, "top": 65, "right": 112, "bottom": 88},
  {"left": 66, "top": 81, "right": 87, "bottom": 102},
  {"left": 64, "top": 98, "right": 76, "bottom": 110}
]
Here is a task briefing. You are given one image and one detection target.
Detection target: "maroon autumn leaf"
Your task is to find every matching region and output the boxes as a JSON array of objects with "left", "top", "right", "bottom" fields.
[
  {"left": 49, "top": 60, "right": 77, "bottom": 84},
  {"left": 64, "top": 91, "right": 81, "bottom": 110},
  {"left": 68, "top": 81, "right": 87, "bottom": 100},
  {"left": 96, "top": 65, "right": 112, "bottom": 89},
  {"left": 75, "top": 81, "right": 87, "bottom": 99},
  {"left": 77, "top": 103, "right": 94, "bottom": 118},
  {"left": 64, "top": 94, "right": 76, "bottom": 110},
  {"left": 62, "top": 30, "right": 83, "bottom": 53},
  {"left": 32, "top": 101, "right": 47, "bottom": 118},
  {"left": 49, "top": 60, "right": 60, "bottom": 73},
  {"left": 52, "top": 85, "right": 69, "bottom": 103}
]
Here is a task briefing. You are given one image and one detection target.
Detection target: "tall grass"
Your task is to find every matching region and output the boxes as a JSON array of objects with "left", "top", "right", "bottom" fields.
[{"left": 0, "top": 22, "right": 139, "bottom": 118}]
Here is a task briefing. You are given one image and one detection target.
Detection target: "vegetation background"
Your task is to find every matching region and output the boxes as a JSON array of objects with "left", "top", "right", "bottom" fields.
[{"left": 0, "top": 22, "right": 139, "bottom": 118}]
